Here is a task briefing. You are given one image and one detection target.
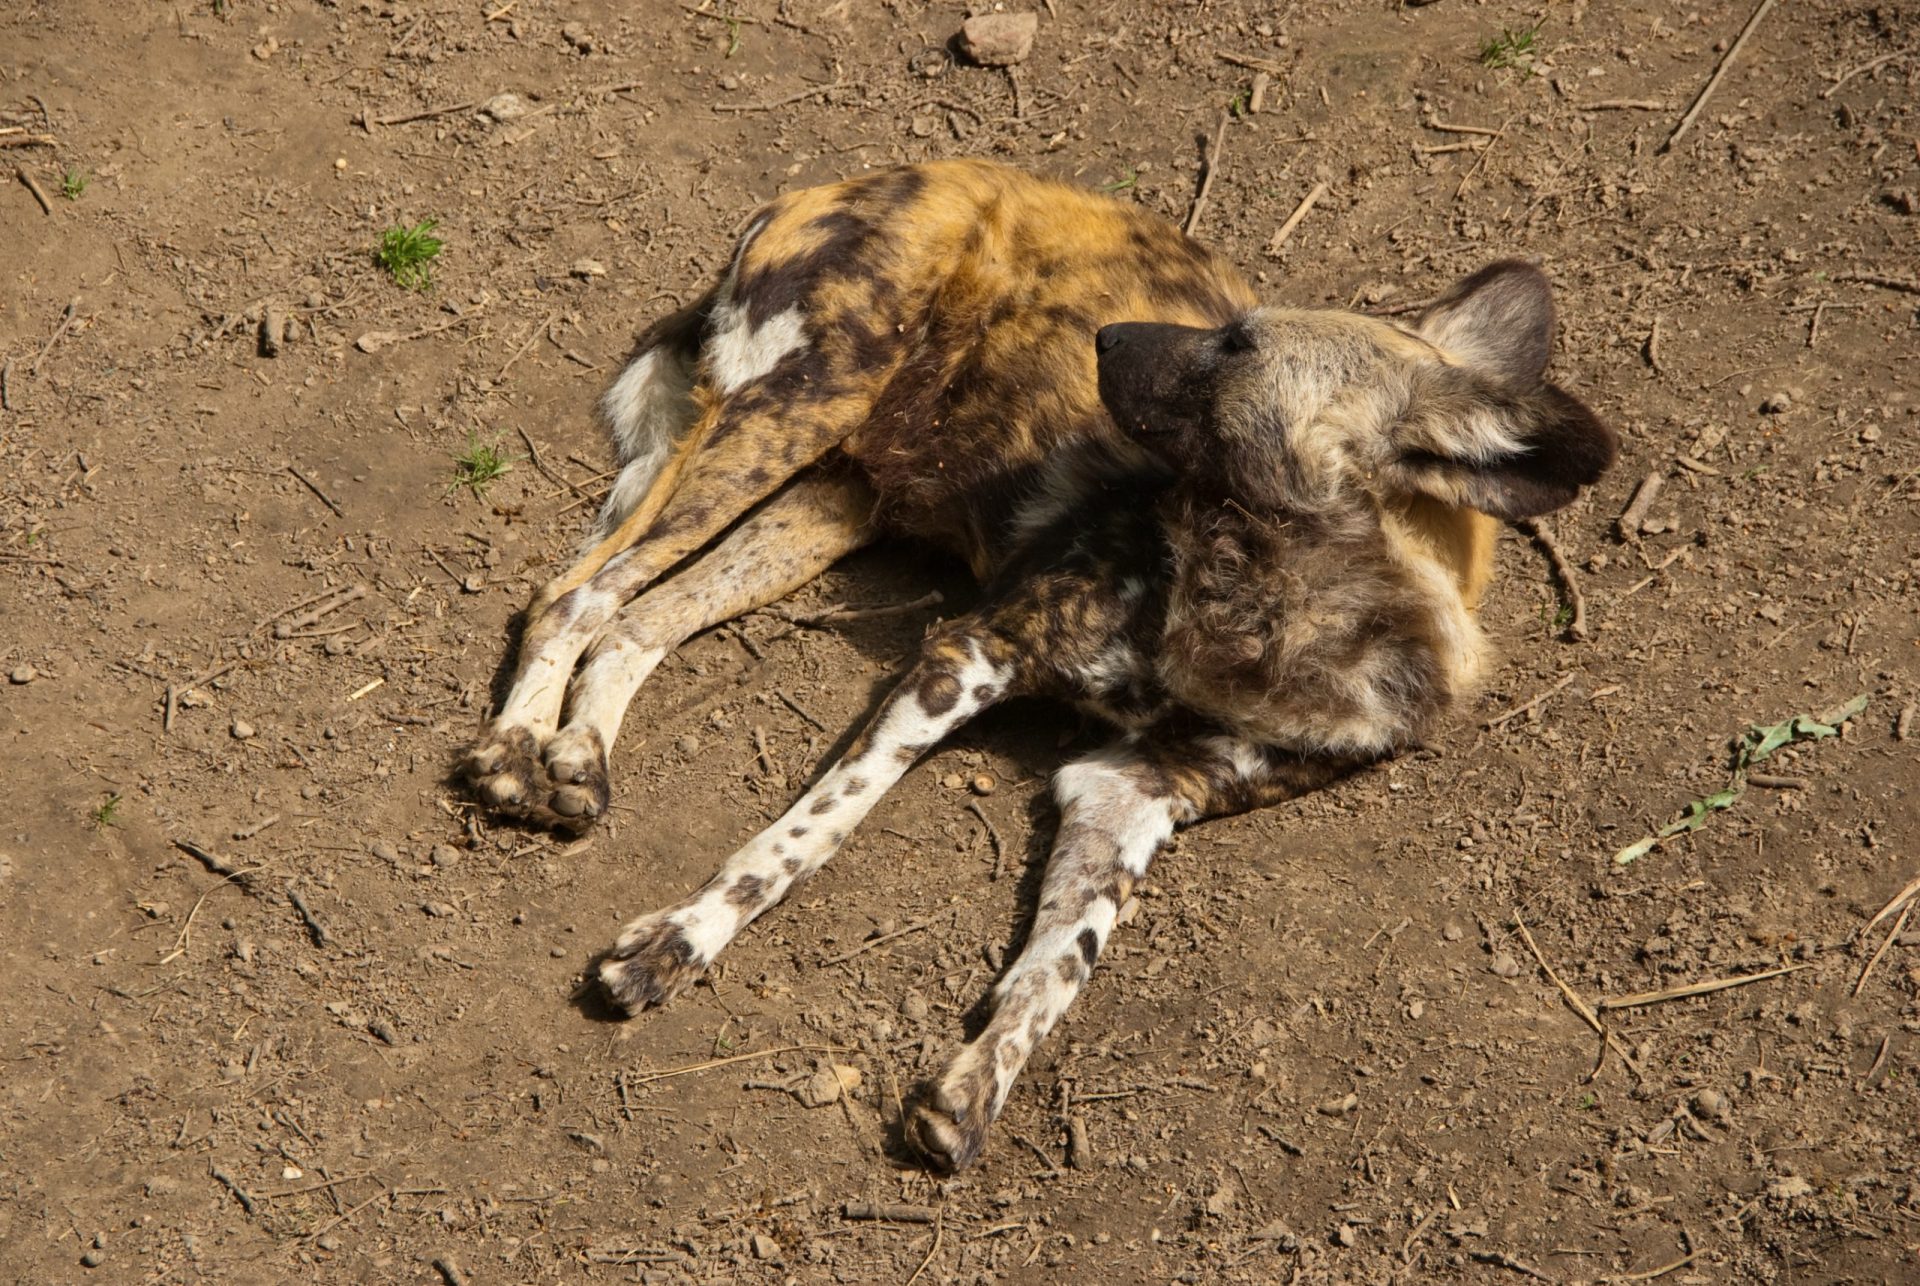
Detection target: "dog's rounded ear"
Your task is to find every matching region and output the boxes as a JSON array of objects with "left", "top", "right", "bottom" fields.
[
  {"left": 1391, "top": 365, "right": 1616, "bottom": 521},
  {"left": 1415, "top": 260, "right": 1555, "bottom": 385}
]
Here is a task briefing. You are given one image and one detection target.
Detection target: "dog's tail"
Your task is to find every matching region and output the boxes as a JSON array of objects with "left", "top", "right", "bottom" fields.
[{"left": 587, "top": 289, "right": 716, "bottom": 548}]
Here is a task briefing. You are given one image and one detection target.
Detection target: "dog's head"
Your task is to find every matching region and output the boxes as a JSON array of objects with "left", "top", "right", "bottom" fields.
[{"left": 1095, "top": 261, "right": 1615, "bottom": 520}]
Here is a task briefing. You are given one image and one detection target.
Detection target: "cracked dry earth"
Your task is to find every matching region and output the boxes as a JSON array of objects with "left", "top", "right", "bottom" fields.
[{"left": 3, "top": 0, "right": 1919, "bottom": 1282}]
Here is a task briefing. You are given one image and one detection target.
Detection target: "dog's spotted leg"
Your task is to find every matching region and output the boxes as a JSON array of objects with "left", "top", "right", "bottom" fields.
[
  {"left": 598, "top": 628, "right": 1016, "bottom": 1012},
  {"left": 485, "top": 472, "right": 876, "bottom": 831},
  {"left": 905, "top": 736, "right": 1350, "bottom": 1172}
]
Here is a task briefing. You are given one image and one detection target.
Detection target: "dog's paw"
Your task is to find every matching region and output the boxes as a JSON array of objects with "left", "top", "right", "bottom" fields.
[
  {"left": 465, "top": 725, "right": 544, "bottom": 812},
  {"left": 903, "top": 1060, "right": 996, "bottom": 1174},
  {"left": 465, "top": 725, "right": 608, "bottom": 834},
  {"left": 598, "top": 916, "right": 706, "bottom": 1014},
  {"left": 541, "top": 726, "right": 611, "bottom": 829}
]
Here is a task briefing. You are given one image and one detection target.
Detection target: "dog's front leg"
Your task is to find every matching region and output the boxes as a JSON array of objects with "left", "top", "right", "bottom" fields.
[
  {"left": 597, "top": 629, "right": 1016, "bottom": 1014},
  {"left": 903, "top": 743, "right": 1182, "bottom": 1171}
]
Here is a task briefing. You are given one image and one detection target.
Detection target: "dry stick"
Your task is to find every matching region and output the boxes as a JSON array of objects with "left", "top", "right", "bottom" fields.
[
  {"left": 1426, "top": 119, "right": 1502, "bottom": 136},
  {"left": 967, "top": 800, "right": 1006, "bottom": 880},
  {"left": 712, "top": 81, "right": 847, "bottom": 113},
  {"left": 1515, "top": 518, "right": 1589, "bottom": 642},
  {"left": 1822, "top": 50, "right": 1909, "bottom": 99},
  {"left": 1833, "top": 270, "right": 1920, "bottom": 295},
  {"left": 1265, "top": 181, "right": 1327, "bottom": 254},
  {"left": 623, "top": 1043, "right": 852, "bottom": 1089},
  {"left": 515, "top": 423, "right": 589, "bottom": 500},
  {"left": 1897, "top": 704, "right": 1915, "bottom": 742},
  {"left": 774, "top": 688, "right": 826, "bottom": 731},
  {"left": 1486, "top": 672, "right": 1575, "bottom": 729},
  {"left": 1599, "top": 962, "right": 1811, "bottom": 1011},
  {"left": 773, "top": 590, "right": 944, "bottom": 629},
  {"left": 1470, "top": 1249, "right": 1554, "bottom": 1281},
  {"left": 1185, "top": 112, "right": 1232, "bottom": 237},
  {"left": 2, "top": 357, "right": 15, "bottom": 410},
  {"left": 822, "top": 913, "right": 944, "bottom": 965},
  {"left": 15, "top": 165, "right": 53, "bottom": 215},
  {"left": 905, "top": 1210, "right": 945, "bottom": 1286},
  {"left": 286, "top": 886, "right": 333, "bottom": 947},
  {"left": 371, "top": 99, "right": 477, "bottom": 127},
  {"left": 1601, "top": 1238, "right": 1696, "bottom": 1283},
  {"left": 1662, "top": 0, "right": 1778, "bottom": 152},
  {"left": 1578, "top": 99, "right": 1669, "bottom": 111},
  {"left": 1512, "top": 913, "right": 1643, "bottom": 1079},
  {"left": 288, "top": 464, "right": 345, "bottom": 518},
  {"left": 1853, "top": 903, "right": 1912, "bottom": 998},
  {"left": 1616, "top": 470, "right": 1663, "bottom": 540},
  {"left": 1864, "top": 871, "right": 1920, "bottom": 932},
  {"left": 1745, "top": 772, "right": 1807, "bottom": 790},
  {"left": 842, "top": 1201, "right": 937, "bottom": 1224},
  {"left": 305, "top": 1187, "right": 390, "bottom": 1242},
  {"left": 30, "top": 298, "right": 80, "bottom": 374},
  {"left": 1645, "top": 314, "right": 1666, "bottom": 375},
  {"left": 163, "top": 661, "right": 237, "bottom": 735},
  {"left": 210, "top": 1166, "right": 260, "bottom": 1215},
  {"left": 1216, "top": 50, "right": 1285, "bottom": 74},
  {"left": 159, "top": 866, "right": 264, "bottom": 966},
  {"left": 273, "top": 585, "right": 367, "bottom": 639},
  {"left": 499, "top": 309, "right": 561, "bottom": 380},
  {"left": 1453, "top": 113, "right": 1518, "bottom": 200}
]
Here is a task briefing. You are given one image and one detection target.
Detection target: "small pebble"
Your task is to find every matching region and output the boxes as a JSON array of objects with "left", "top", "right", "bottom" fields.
[
  {"left": 82, "top": 1249, "right": 105, "bottom": 1268},
  {"left": 1694, "top": 1088, "right": 1729, "bottom": 1120},
  {"left": 231, "top": 719, "right": 255, "bottom": 740},
  {"left": 550, "top": 945, "right": 567, "bottom": 958},
  {"left": 941, "top": 772, "right": 965, "bottom": 790},
  {"left": 430, "top": 844, "right": 461, "bottom": 868},
  {"left": 752, "top": 1233, "right": 781, "bottom": 1261},
  {"left": 958, "top": 11, "right": 1038, "bottom": 66},
  {"left": 1488, "top": 951, "right": 1523, "bottom": 978},
  {"left": 569, "top": 258, "right": 607, "bottom": 279},
  {"left": 1760, "top": 391, "right": 1793, "bottom": 414},
  {"left": 8, "top": 665, "right": 36, "bottom": 684},
  {"left": 675, "top": 734, "right": 701, "bottom": 756},
  {"left": 370, "top": 840, "right": 400, "bottom": 864},
  {"left": 422, "top": 901, "right": 456, "bottom": 918},
  {"left": 333, "top": 157, "right": 347, "bottom": 171}
]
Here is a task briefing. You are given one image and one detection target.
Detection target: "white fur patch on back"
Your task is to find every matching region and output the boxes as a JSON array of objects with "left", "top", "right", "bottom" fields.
[{"left": 707, "top": 304, "right": 807, "bottom": 394}]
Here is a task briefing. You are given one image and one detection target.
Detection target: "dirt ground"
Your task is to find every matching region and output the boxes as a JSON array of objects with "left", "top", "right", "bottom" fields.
[{"left": 3, "top": 0, "right": 1918, "bottom": 1281}]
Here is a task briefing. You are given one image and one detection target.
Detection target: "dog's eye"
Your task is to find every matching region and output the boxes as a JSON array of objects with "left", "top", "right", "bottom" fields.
[{"left": 1220, "top": 323, "right": 1257, "bottom": 355}]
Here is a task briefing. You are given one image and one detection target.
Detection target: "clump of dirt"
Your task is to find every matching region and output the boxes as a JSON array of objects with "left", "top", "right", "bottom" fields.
[{"left": 2, "top": 0, "right": 1917, "bottom": 1281}]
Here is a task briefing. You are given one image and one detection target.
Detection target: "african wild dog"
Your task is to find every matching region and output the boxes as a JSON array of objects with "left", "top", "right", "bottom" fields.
[{"left": 464, "top": 159, "right": 1615, "bottom": 1171}]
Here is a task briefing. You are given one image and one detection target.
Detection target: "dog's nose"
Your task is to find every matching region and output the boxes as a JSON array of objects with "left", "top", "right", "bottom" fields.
[{"left": 1095, "top": 324, "right": 1124, "bottom": 355}]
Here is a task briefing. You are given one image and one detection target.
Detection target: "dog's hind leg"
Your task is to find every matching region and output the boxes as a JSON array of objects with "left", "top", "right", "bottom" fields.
[
  {"left": 467, "top": 376, "right": 889, "bottom": 816},
  {"left": 504, "top": 469, "right": 876, "bottom": 831}
]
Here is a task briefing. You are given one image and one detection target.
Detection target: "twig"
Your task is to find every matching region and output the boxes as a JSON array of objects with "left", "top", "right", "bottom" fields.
[
  {"left": 774, "top": 688, "right": 826, "bottom": 731},
  {"left": 499, "top": 309, "right": 561, "bottom": 380},
  {"left": 1822, "top": 50, "right": 1909, "bottom": 99},
  {"left": 353, "top": 307, "right": 484, "bottom": 354},
  {"left": 712, "top": 81, "right": 847, "bottom": 113},
  {"left": 1599, "top": 1234, "right": 1696, "bottom": 1283},
  {"left": 305, "top": 1187, "right": 390, "bottom": 1241},
  {"left": 1425, "top": 119, "right": 1502, "bottom": 136},
  {"left": 0, "top": 133, "right": 60, "bottom": 148},
  {"left": 1599, "top": 962, "right": 1812, "bottom": 1011},
  {"left": 15, "top": 165, "right": 53, "bottom": 215},
  {"left": 288, "top": 464, "right": 345, "bottom": 518},
  {"left": 1864, "top": 871, "right": 1920, "bottom": 932},
  {"left": 1662, "top": 0, "right": 1778, "bottom": 153},
  {"left": 1216, "top": 51, "right": 1285, "bottom": 74},
  {"left": 1853, "top": 904, "right": 1912, "bottom": 998},
  {"left": 272, "top": 584, "right": 368, "bottom": 638},
  {"left": 159, "top": 866, "right": 264, "bottom": 966},
  {"left": 1515, "top": 518, "right": 1588, "bottom": 641},
  {"left": 1578, "top": 99, "right": 1669, "bottom": 111},
  {"left": 1454, "top": 113, "right": 1518, "bottom": 200},
  {"left": 1513, "top": 913, "right": 1643, "bottom": 1079},
  {"left": 1833, "top": 270, "right": 1920, "bottom": 295},
  {"left": 967, "top": 800, "right": 1006, "bottom": 880},
  {"left": 1185, "top": 112, "right": 1231, "bottom": 237},
  {"left": 432, "top": 1258, "right": 469, "bottom": 1286},
  {"left": 842, "top": 1201, "right": 937, "bottom": 1224},
  {"left": 1616, "top": 471, "right": 1663, "bottom": 541},
  {"left": 174, "top": 837, "right": 258, "bottom": 883},
  {"left": 287, "top": 886, "right": 333, "bottom": 947},
  {"left": 514, "top": 423, "right": 588, "bottom": 500},
  {"left": 1645, "top": 314, "right": 1666, "bottom": 375},
  {"left": 30, "top": 297, "right": 80, "bottom": 375},
  {"left": 1264, "top": 181, "right": 1327, "bottom": 254},
  {"left": 369, "top": 100, "right": 476, "bottom": 127},
  {"left": 210, "top": 1166, "right": 259, "bottom": 1216},
  {"left": 1486, "top": 673, "right": 1575, "bottom": 729},
  {"left": 1744, "top": 773, "right": 1807, "bottom": 790},
  {"left": 1470, "top": 1249, "right": 1555, "bottom": 1281},
  {"left": 905, "top": 1210, "right": 945, "bottom": 1286},
  {"left": 1414, "top": 141, "right": 1486, "bottom": 156},
  {"left": 1, "top": 357, "right": 14, "bottom": 410},
  {"left": 822, "top": 913, "right": 944, "bottom": 965},
  {"left": 623, "top": 1043, "right": 851, "bottom": 1089},
  {"left": 163, "top": 662, "right": 237, "bottom": 735}
]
